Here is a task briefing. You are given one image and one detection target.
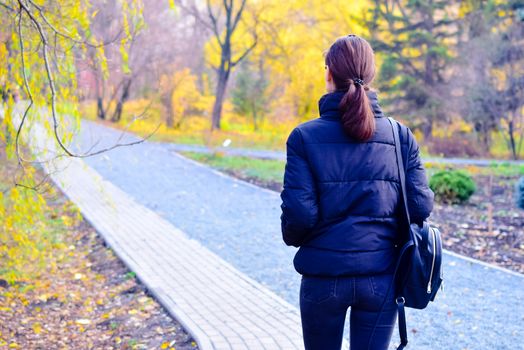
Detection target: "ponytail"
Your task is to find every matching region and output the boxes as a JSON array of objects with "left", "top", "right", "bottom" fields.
[
  {"left": 325, "top": 35, "right": 376, "bottom": 141},
  {"left": 339, "top": 82, "right": 375, "bottom": 141}
]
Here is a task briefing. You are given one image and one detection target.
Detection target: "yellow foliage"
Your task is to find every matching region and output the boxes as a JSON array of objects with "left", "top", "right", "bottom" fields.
[
  {"left": 0, "top": 149, "right": 74, "bottom": 285},
  {"left": 432, "top": 119, "right": 473, "bottom": 139},
  {"left": 171, "top": 70, "right": 202, "bottom": 118},
  {"left": 203, "top": 0, "right": 369, "bottom": 121}
]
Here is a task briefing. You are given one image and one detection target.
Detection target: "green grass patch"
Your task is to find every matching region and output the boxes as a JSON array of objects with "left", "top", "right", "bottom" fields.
[
  {"left": 182, "top": 152, "right": 523, "bottom": 192},
  {"left": 181, "top": 152, "right": 285, "bottom": 184}
]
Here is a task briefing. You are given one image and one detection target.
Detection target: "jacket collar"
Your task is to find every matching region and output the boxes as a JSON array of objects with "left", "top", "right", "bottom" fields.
[{"left": 318, "top": 89, "right": 385, "bottom": 120}]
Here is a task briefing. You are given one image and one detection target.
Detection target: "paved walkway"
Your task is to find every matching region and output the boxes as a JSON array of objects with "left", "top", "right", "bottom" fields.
[
  {"left": 26, "top": 122, "right": 319, "bottom": 350},
  {"left": 30, "top": 119, "right": 524, "bottom": 350}
]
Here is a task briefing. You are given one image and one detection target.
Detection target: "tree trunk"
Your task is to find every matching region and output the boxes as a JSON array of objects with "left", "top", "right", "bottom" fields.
[
  {"left": 211, "top": 68, "right": 230, "bottom": 130},
  {"left": 96, "top": 96, "right": 105, "bottom": 120},
  {"left": 481, "top": 124, "right": 491, "bottom": 154},
  {"left": 422, "top": 122, "right": 433, "bottom": 141},
  {"left": 95, "top": 68, "right": 106, "bottom": 120},
  {"left": 162, "top": 88, "right": 175, "bottom": 128},
  {"left": 508, "top": 119, "right": 518, "bottom": 160},
  {"left": 111, "top": 78, "right": 132, "bottom": 123},
  {"left": 252, "top": 100, "right": 258, "bottom": 131}
]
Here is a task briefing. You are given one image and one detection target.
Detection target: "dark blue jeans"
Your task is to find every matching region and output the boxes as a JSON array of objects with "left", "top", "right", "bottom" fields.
[{"left": 300, "top": 274, "right": 397, "bottom": 350}]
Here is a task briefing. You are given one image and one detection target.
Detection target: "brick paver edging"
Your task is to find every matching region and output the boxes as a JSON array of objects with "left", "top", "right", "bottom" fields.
[{"left": 27, "top": 123, "right": 353, "bottom": 350}]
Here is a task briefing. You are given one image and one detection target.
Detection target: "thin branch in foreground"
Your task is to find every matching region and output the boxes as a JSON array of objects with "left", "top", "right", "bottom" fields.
[
  {"left": 0, "top": 1, "right": 15, "bottom": 12},
  {"left": 15, "top": 2, "right": 35, "bottom": 166},
  {"left": 17, "top": 0, "right": 157, "bottom": 160},
  {"left": 13, "top": 162, "right": 56, "bottom": 194},
  {"left": 26, "top": 0, "right": 125, "bottom": 49}
]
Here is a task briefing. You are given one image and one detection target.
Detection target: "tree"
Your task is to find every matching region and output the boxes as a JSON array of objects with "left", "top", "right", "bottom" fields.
[
  {"left": 86, "top": 0, "right": 144, "bottom": 123},
  {"left": 206, "top": 0, "right": 258, "bottom": 130},
  {"left": 159, "top": 68, "right": 202, "bottom": 128},
  {"left": 454, "top": 0, "right": 524, "bottom": 159},
  {"left": 494, "top": 8, "right": 524, "bottom": 159},
  {"left": 366, "top": 0, "right": 458, "bottom": 138},
  {"left": 231, "top": 59, "right": 269, "bottom": 130},
  {"left": 454, "top": 0, "right": 502, "bottom": 153},
  {"left": 176, "top": 0, "right": 258, "bottom": 130}
]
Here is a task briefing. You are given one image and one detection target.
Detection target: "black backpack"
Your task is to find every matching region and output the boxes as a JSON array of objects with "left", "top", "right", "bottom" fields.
[{"left": 379, "top": 118, "right": 444, "bottom": 349}]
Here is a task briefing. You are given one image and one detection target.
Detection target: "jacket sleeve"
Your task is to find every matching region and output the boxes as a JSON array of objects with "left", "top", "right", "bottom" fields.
[
  {"left": 280, "top": 128, "right": 319, "bottom": 247},
  {"left": 403, "top": 127, "right": 434, "bottom": 225}
]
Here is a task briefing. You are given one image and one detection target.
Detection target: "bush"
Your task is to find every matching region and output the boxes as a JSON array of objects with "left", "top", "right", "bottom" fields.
[
  {"left": 515, "top": 176, "right": 524, "bottom": 210},
  {"left": 429, "top": 170, "right": 476, "bottom": 204}
]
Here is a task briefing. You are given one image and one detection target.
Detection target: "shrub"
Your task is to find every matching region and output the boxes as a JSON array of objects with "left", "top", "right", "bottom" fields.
[
  {"left": 515, "top": 176, "right": 524, "bottom": 210},
  {"left": 429, "top": 170, "right": 476, "bottom": 204}
]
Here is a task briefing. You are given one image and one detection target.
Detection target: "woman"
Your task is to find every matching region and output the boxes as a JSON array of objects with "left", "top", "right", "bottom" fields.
[{"left": 280, "top": 35, "right": 434, "bottom": 350}]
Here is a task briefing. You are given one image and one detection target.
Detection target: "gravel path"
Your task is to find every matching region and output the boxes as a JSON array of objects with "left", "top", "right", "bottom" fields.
[{"left": 76, "top": 120, "right": 523, "bottom": 350}]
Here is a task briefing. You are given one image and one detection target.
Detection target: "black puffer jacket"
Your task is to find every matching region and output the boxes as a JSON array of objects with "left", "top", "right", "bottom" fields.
[{"left": 280, "top": 90, "right": 434, "bottom": 276}]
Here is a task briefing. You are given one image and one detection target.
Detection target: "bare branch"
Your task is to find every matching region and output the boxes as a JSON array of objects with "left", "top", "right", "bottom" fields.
[
  {"left": 16, "top": 2, "right": 35, "bottom": 166},
  {"left": 207, "top": 0, "right": 224, "bottom": 47},
  {"left": 14, "top": 163, "right": 55, "bottom": 194},
  {"left": 230, "top": 0, "right": 247, "bottom": 34},
  {"left": 27, "top": 0, "right": 124, "bottom": 48},
  {"left": 174, "top": 1, "right": 214, "bottom": 33},
  {"left": 0, "top": 1, "right": 15, "bottom": 12},
  {"left": 231, "top": 35, "right": 257, "bottom": 67}
]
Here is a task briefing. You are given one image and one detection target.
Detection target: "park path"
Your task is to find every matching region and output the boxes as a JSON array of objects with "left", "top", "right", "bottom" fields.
[
  {"left": 25, "top": 120, "right": 309, "bottom": 350},
  {"left": 36, "top": 118, "right": 524, "bottom": 349},
  {"left": 76, "top": 120, "right": 524, "bottom": 350}
]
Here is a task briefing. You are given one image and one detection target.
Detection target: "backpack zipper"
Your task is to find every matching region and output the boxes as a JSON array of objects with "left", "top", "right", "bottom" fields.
[{"left": 427, "top": 228, "right": 436, "bottom": 294}]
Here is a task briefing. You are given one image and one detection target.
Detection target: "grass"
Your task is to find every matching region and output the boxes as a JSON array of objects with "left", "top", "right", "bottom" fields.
[
  {"left": 181, "top": 152, "right": 524, "bottom": 193},
  {"left": 181, "top": 151, "right": 285, "bottom": 184}
]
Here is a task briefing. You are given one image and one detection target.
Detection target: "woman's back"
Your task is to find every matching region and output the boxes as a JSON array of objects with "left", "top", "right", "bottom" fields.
[{"left": 281, "top": 89, "right": 433, "bottom": 276}]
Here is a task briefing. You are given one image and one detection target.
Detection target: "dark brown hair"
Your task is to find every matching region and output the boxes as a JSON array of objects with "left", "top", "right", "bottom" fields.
[{"left": 324, "top": 35, "right": 376, "bottom": 141}]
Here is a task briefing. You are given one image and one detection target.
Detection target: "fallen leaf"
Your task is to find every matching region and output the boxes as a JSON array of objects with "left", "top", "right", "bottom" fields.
[
  {"left": 75, "top": 319, "right": 91, "bottom": 325},
  {"left": 32, "top": 322, "right": 42, "bottom": 334}
]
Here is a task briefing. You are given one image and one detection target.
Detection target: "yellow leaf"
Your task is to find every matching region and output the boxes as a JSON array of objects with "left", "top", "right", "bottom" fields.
[
  {"left": 32, "top": 322, "right": 42, "bottom": 334},
  {"left": 161, "top": 342, "right": 169, "bottom": 349}
]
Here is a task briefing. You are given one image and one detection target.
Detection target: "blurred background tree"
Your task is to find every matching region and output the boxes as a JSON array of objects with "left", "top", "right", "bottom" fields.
[
  {"left": 365, "top": 0, "right": 458, "bottom": 139},
  {"left": 2, "top": 0, "right": 523, "bottom": 161},
  {"left": 231, "top": 60, "right": 269, "bottom": 131}
]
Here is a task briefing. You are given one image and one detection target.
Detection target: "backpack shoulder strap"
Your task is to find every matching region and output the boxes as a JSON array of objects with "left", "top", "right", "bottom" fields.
[
  {"left": 387, "top": 117, "right": 410, "bottom": 350},
  {"left": 387, "top": 117, "right": 411, "bottom": 225}
]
